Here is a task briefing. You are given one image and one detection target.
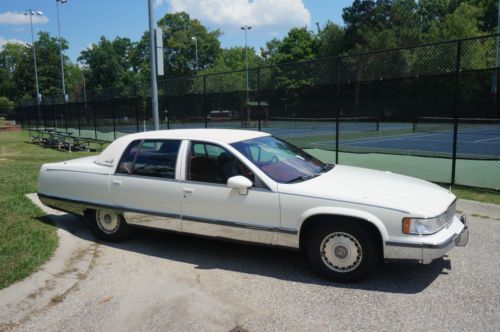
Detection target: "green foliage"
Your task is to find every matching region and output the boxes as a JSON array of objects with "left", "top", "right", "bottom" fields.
[
  {"left": 261, "top": 27, "right": 319, "bottom": 64},
  {"left": 157, "top": 12, "right": 221, "bottom": 77},
  {"left": 426, "top": 2, "right": 482, "bottom": 40},
  {"left": 78, "top": 36, "right": 139, "bottom": 91},
  {"left": 318, "top": 21, "right": 346, "bottom": 57},
  {"left": 0, "top": 96, "right": 14, "bottom": 115}
]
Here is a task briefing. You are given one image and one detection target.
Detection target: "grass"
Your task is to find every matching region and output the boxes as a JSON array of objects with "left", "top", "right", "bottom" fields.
[
  {"left": 450, "top": 186, "right": 500, "bottom": 205},
  {"left": 0, "top": 130, "right": 93, "bottom": 289},
  {"left": 0, "top": 117, "right": 4, "bottom": 127}
]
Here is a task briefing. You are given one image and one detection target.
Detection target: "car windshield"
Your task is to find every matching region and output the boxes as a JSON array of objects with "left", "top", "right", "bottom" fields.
[{"left": 231, "top": 136, "right": 333, "bottom": 183}]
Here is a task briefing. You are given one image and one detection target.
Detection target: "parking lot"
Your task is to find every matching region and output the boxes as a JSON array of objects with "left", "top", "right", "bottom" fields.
[{"left": 3, "top": 199, "right": 500, "bottom": 332}]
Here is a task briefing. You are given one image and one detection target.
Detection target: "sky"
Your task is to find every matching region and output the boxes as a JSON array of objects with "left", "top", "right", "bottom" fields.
[{"left": 0, "top": 0, "right": 353, "bottom": 63}]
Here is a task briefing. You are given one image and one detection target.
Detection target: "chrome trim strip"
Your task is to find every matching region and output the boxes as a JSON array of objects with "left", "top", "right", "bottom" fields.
[
  {"left": 280, "top": 192, "right": 411, "bottom": 214},
  {"left": 386, "top": 234, "right": 457, "bottom": 249},
  {"left": 46, "top": 169, "right": 109, "bottom": 176},
  {"left": 38, "top": 193, "right": 181, "bottom": 219},
  {"left": 181, "top": 214, "right": 297, "bottom": 235},
  {"left": 124, "top": 211, "right": 182, "bottom": 232}
]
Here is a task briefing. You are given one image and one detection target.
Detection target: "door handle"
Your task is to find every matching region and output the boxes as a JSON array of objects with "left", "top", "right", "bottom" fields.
[
  {"left": 183, "top": 188, "right": 194, "bottom": 194},
  {"left": 111, "top": 179, "right": 122, "bottom": 185}
]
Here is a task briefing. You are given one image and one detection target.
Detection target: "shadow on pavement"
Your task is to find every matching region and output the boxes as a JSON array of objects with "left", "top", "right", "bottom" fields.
[{"left": 45, "top": 213, "right": 451, "bottom": 295}]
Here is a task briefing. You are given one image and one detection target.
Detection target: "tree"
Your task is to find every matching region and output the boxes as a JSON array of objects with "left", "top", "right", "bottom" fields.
[
  {"left": 156, "top": 12, "right": 221, "bottom": 77},
  {"left": 78, "top": 36, "right": 139, "bottom": 91},
  {"left": 317, "top": 21, "right": 346, "bottom": 58},
  {"left": 261, "top": 27, "right": 319, "bottom": 64},
  {"left": 425, "top": 2, "right": 482, "bottom": 40},
  {"left": 0, "top": 42, "right": 29, "bottom": 101},
  {"left": 8, "top": 31, "right": 76, "bottom": 101},
  {"left": 0, "top": 96, "right": 14, "bottom": 115},
  {"left": 342, "top": 0, "right": 421, "bottom": 52}
]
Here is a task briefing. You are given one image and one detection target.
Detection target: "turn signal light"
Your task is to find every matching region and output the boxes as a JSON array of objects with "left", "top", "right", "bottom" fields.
[{"left": 402, "top": 218, "right": 411, "bottom": 234}]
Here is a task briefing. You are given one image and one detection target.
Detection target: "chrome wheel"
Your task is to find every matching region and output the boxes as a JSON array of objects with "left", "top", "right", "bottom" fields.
[
  {"left": 320, "top": 232, "right": 363, "bottom": 273},
  {"left": 96, "top": 210, "right": 120, "bottom": 235}
]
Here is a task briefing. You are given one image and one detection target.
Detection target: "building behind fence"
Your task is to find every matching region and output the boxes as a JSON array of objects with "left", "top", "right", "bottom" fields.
[{"left": 15, "top": 35, "right": 500, "bottom": 191}]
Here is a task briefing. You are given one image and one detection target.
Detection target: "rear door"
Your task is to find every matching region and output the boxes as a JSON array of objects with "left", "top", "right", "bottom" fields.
[{"left": 110, "top": 139, "right": 183, "bottom": 231}]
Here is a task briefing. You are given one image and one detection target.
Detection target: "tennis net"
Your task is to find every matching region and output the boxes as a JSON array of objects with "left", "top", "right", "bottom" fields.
[
  {"left": 413, "top": 117, "right": 500, "bottom": 135},
  {"left": 267, "top": 117, "right": 380, "bottom": 132}
]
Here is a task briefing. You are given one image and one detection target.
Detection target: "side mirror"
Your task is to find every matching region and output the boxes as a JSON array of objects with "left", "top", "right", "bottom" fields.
[{"left": 227, "top": 175, "right": 252, "bottom": 195}]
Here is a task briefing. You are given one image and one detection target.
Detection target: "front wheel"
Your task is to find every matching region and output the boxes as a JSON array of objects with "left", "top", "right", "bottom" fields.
[
  {"left": 87, "top": 209, "right": 131, "bottom": 242},
  {"left": 306, "top": 223, "right": 378, "bottom": 282}
]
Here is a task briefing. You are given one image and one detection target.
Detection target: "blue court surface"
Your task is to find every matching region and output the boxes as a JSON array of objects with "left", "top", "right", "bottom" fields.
[{"left": 312, "top": 126, "right": 500, "bottom": 159}]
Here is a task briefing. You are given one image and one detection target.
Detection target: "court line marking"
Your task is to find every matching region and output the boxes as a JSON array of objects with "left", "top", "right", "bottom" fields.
[{"left": 473, "top": 136, "right": 500, "bottom": 143}]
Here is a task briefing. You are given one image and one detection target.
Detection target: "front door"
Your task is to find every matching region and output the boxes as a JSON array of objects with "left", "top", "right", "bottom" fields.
[
  {"left": 180, "top": 141, "right": 280, "bottom": 244},
  {"left": 110, "top": 139, "right": 183, "bottom": 231}
]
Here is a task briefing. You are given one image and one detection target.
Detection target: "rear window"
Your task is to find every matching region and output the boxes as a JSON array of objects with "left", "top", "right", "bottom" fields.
[{"left": 116, "top": 139, "right": 181, "bottom": 179}]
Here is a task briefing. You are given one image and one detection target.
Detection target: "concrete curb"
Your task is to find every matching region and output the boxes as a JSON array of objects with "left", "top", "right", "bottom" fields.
[{"left": 0, "top": 194, "right": 97, "bottom": 330}]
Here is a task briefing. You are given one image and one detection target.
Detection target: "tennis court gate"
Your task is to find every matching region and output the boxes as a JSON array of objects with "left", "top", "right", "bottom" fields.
[{"left": 15, "top": 34, "right": 500, "bottom": 191}]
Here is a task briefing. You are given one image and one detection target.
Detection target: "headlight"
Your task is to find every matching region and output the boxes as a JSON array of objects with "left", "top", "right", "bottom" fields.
[{"left": 402, "top": 202, "right": 456, "bottom": 235}]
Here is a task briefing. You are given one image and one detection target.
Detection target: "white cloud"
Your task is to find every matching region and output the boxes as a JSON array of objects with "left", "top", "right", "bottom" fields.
[
  {"left": 155, "top": 0, "right": 169, "bottom": 6},
  {"left": 0, "top": 36, "right": 25, "bottom": 49},
  {"left": 168, "top": 0, "right": 310, "bottom": 29},
  {"left": 0, "top": 11, "right": 49, "bottom": 25}
]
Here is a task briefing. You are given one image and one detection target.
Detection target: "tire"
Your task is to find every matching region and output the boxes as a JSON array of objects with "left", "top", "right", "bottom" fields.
[
  {"left": 86, "top": 209, "right": 131, "bottom": 242},
  {"left": 306, "top": 222, "right": 378, "bottom": 282}
]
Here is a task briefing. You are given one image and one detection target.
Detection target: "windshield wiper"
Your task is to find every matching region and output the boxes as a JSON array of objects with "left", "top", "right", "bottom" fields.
[
  {"left": 322, "top": 163, "right": 335, "bottom": 172},
  {"left": 285, "top": 173, "right": 320, "bottom": 184}
]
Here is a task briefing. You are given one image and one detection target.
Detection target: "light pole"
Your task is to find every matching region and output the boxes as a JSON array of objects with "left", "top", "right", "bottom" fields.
[
  {"left": 241, "top": 25, "right": 252, "bottom": 103},
  {"left": 24, "top": 9, "right": 43, "bottom": 105},
  {"left": 493, "top": 0, "right": 500, "bottom": 114},
  {"left": 192, "top": 36, "right": 199, "bottom": 72},
  {"left": 78, "top": 61, "right": 87, "bottom": 104},
  {"left": 148, "top": 0, "right": 159, "bottom": 130},
  {"left": 56, "top": 0, "right": 68, "bottom": 102}
]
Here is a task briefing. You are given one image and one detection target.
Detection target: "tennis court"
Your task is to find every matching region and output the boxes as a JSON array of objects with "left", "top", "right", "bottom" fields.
[{"left": 267, "top": 117, "right": 500, "bottom": 160}]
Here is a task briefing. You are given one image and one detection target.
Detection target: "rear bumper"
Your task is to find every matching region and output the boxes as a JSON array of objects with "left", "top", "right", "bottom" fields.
[{"left": 385, "top": 215, "right": 469, "bottom": 264}]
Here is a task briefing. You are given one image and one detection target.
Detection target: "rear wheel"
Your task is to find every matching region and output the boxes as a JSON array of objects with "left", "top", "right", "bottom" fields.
[
  {"left": 306, "top": 222, "right": 378, "bottom": 282},
  {"left": 87, "top": 209, "right": 131, "bottom": 242}
]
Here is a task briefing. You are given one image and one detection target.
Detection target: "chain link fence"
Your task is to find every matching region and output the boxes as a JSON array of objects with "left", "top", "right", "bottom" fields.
[{"left": 15, "top": 34, "right": 500, "bottom": 191}]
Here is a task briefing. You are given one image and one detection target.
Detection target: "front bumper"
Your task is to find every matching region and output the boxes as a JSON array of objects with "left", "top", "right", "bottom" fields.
[{"left": 385, "top": 215, "right": 469, "bottom": 264}]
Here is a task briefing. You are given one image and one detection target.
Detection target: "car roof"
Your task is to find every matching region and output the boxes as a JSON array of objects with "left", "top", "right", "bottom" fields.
[
  {"left": 126, "top": 128, "right": 269, "bottom": 143},
  {"left": 95, "top": 129, "right": 270, "bottom": 167}
]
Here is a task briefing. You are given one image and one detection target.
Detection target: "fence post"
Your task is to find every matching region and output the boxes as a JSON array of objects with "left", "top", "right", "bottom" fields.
[
  {"left": 451, "top": 40, "right": 462, "bottom": 186},
  {"left": 53, "top": 104, "right": 56, "bottom": 129},
  {"left": 92, "top": 101, "right": 97, "bottom": 140},
  {"left": 64, "top": 102, "right": 68, "bottom": 133},
  {"left": 203, "top": 75, "right": 208, "bottom": 129},
  {"left": 76, "top": 102, "right": 81, "bottom": 137},
  {"left": 257, "top": 68, "right": 261, "bottom": 131},
  {"left": 42, "top": 104, "right": 47, "bottom": 130},
  {"left": 111, "top": 99, "right": 116, "bottom": 140},
  {"left": 133, "top": 86, "right": 139, "bottom": 133},
  {"left": 335, "top": 58, "right": 342, "bottom": 164},
  {"left": 164, "top": 79, "right": 169, "bottom": 129}
]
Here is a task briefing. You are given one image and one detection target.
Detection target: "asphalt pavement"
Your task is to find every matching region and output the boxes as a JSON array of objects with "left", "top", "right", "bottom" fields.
[{"left": 1, "top": 199, "right": 499, "bottom": 332}]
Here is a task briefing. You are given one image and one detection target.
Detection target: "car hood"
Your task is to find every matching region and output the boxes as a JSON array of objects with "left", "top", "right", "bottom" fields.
[{"left": 278, "top": 165, "right": 455, "bottom": 217}]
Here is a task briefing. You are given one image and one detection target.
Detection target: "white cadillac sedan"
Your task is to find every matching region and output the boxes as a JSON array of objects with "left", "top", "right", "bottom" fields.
[{"left": 38, "top": 129, "right": 468, "bottom": 282}]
